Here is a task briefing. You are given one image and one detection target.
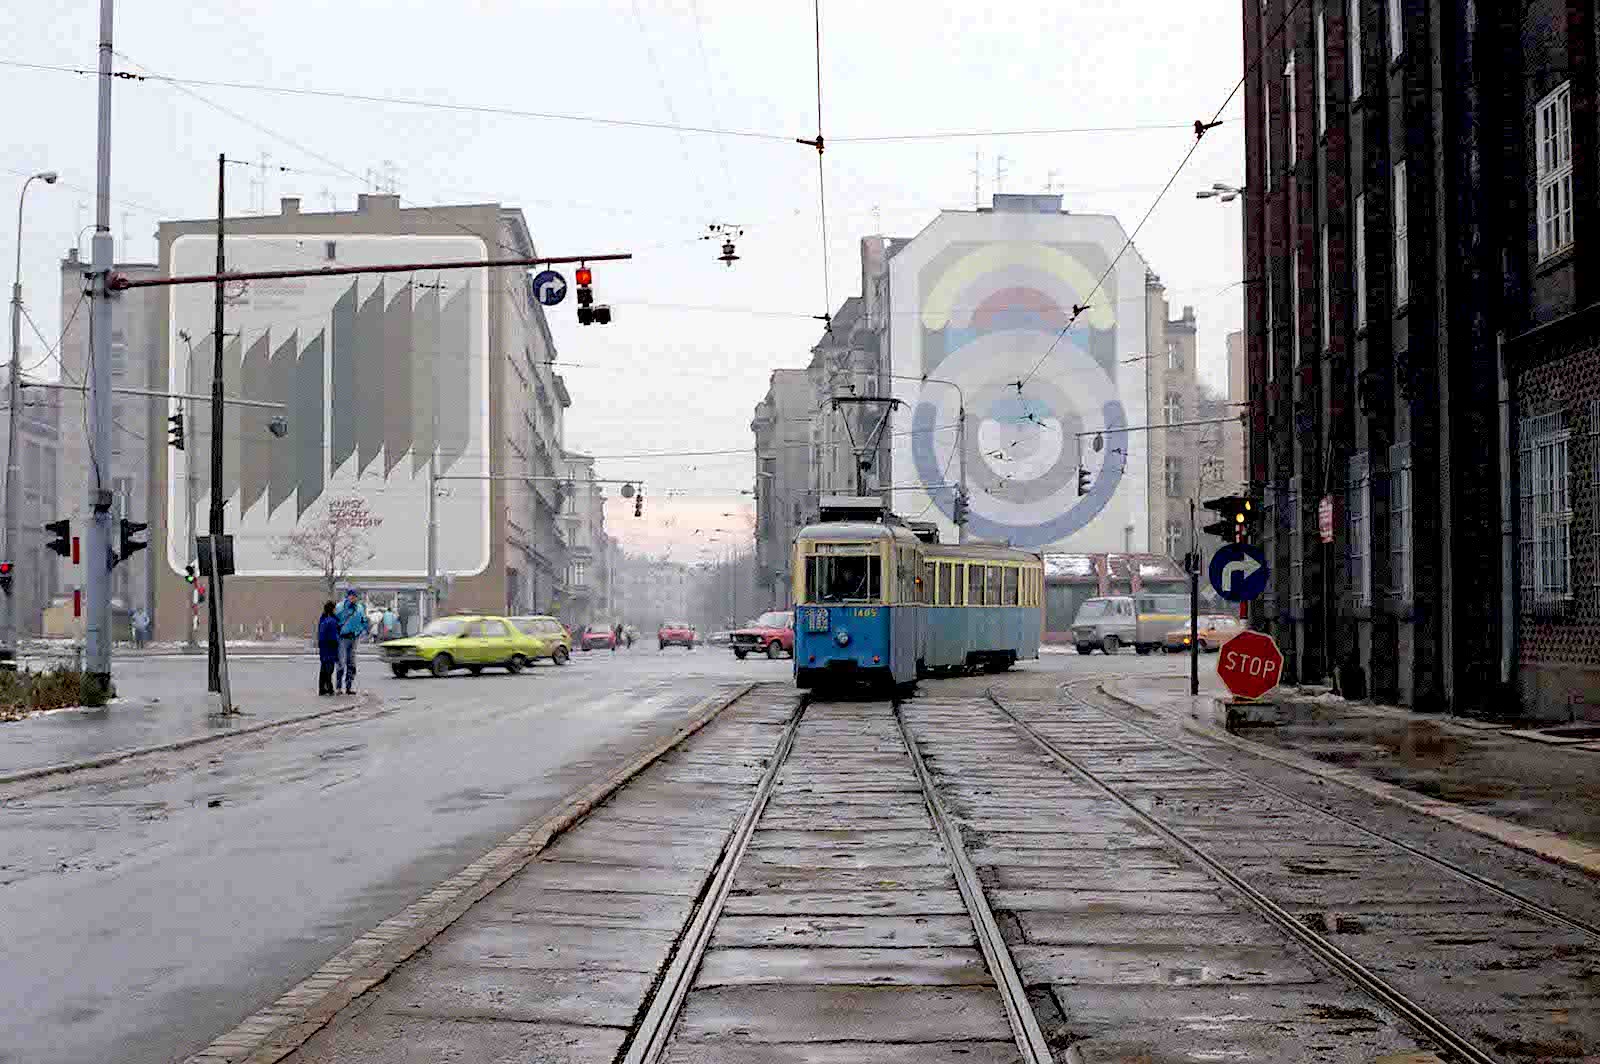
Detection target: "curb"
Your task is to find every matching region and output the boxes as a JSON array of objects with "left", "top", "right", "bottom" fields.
[
  {"left": 183, "top": 681, "right": 759, "bottom": 1064},
  {"left": 1100, "top": 680, "right": 1600, "bottom": 880},
  {"left": 0, "top": 693, "right": 383, "bottom": 788}
]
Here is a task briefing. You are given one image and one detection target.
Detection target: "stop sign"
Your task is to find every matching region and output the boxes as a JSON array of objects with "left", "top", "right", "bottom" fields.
[{"left": 1216, "top": 630, "right": 1284, "bottom": 701}]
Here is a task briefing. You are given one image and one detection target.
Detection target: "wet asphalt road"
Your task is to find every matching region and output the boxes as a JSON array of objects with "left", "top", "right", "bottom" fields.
[{"left": 0, "top": 644, "right": 819, "bottom": 1064}]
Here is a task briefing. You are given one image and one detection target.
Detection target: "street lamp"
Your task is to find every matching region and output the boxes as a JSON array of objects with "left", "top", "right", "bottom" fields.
[
  {"left": 887, "top": 372, "right": 968, "bottom": 542},
  {"left": 4, "top": 169, "right": 59, "bottom": 660},
  {"left": 1195, "top": 182, "right": 1245, "bottom": 203}
]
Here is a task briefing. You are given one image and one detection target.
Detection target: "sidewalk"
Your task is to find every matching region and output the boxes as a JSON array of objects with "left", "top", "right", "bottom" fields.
[
  {"left": 0, "top": 661, "right": 370, "bottom": 781},
  {"left": 1105, "top": 672, "right": 1600, "bottom": 865}
]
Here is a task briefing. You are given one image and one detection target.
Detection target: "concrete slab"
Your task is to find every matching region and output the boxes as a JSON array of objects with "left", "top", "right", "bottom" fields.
[
  {"left": 1013, "top": 943, "right": 1319, "bottom": 986},
  {"left": 1066, "top": 1019, "right": 1423, "bottom": 1063},
  {"left": 672, "top": 985, "right": 1015, "bottom": 1042},
  {"left": 540, "top": 833, "right": 724, "bottom": 870},
  {"left": 694, "top": 946, "right": 996, "bottom": 987},
  {"left": 372, "top": 964, "right": 652, "bottom": 1026},
  {"left": 591, "top": 802, "right": 753, "bottom": 828},
  {"left": 721, "top": 888, "right": 970, "bottom": 916},
  {"left": 710, "top": 914, "right": 979, "bottom": 949},
  {"left": 760, "top": 814, "right": 933, "bottom": 831},
  {"left": 511, "top": 859, "right": 709, "bottom": 895},
  {"left": 661, "top": 1040, "right": 1024, "bottom": 1064},
  {"left": 474, "top": 888, "right": 696, "bottom": 930},
  {"left": 747, "top": 829, "right": 936, "bottom": 849},
  {"left": 974, "top": 866, "right": 1215, "bottom": 892},
  {"left": 741, "top": 844, "right": 950, "bottom": 869},
  {"left": 1018, "top": 911, "right": 1291, "bottom": 948},
  {"left": 1049, "top": 982, "right": 1403, "bottom": 1028},
  {"left": 426, "top": 920, "right": 677, "bottom": 972},
  {"left": 287, "top": 1014, "right": 626, "bottom": 1064}
]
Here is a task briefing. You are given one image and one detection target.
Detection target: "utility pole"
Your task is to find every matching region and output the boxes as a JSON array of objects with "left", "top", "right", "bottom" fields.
[
  {"left": 83, "top": 0, "right": 115, "bottom": 693},
  {"left": 206, "top": 153, "right": 232, "bottom": 707},
  {"left": 426, "top": 453, "right": 438, "bottom": 624}
]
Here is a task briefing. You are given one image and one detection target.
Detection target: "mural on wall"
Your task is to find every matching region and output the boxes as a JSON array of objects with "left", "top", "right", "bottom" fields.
[
  {"left": 165, "top": 234, "right": 491, "bottom": 578},
  {"left": 889, "top": 214, "right": 1148, "bottom": 551}
]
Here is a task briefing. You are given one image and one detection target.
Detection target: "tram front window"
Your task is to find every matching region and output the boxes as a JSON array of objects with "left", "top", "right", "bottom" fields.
[{"left": 805, "top": 553, "right": 882, "bottom": 603}]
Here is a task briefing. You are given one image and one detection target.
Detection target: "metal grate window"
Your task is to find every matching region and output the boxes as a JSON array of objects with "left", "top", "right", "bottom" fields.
[
  {"left": 1389, "top": 444, "right": 1412, "bottom": 602},
  {"left": 1520, "top": 411, "right": 1572, "bottom": 607},
  {"left": 1348, "top": 454, "right": 1372, "bottom": 607}
]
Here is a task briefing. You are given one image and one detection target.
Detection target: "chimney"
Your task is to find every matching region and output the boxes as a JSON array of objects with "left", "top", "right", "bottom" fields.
[
  {"left": 356, "top": 193, "right": 401, "bottom": 214},
  {"left": 280, "top": 197, "right": 301, "bottom": 215}
]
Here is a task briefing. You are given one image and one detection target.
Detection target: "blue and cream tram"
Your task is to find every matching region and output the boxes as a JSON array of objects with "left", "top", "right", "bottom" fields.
[{"left": 791, "top": 500, "right": 1044, "bottom": 690}]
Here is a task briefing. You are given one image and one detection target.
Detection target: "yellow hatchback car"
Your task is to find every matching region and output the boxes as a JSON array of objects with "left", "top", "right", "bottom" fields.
[{"left": 381, "top": 615, "right": 543, "bottom": 678}]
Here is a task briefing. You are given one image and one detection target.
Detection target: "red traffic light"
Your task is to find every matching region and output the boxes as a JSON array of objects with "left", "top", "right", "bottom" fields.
[
  {"left": 574, "top": 266, "right": 593, "bottom": 286},
  {"left": 0, "top": 562, "right": 12, "bottom": 575}
]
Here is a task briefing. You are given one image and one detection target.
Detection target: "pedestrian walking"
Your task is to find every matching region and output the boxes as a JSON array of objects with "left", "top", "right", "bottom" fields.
[
  {"left": 334, "top": 589, "right": 369, "bottom": 694},
  {"left": 382, "top": 607, "right": 398, "bottom": 642},
  {"left": 317, "top": 601, "right": 339, "bottom": 696},
  {"left": 131, "top": 606, "right": 149, "bottom": 650},
  {"left": 612, "top": 622, "right": 622, "bottom": 653}
]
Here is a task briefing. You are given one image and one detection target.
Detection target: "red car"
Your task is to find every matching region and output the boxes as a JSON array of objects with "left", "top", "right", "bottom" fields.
[
  {"left": 658, "top": 622, "right": 696, "bottom": 650},
  {"left": 730, "top": 611, "right": 795, "bottom": 660},
  {"left": 579, "top": 624, "right": 617, "bottom": 651}
]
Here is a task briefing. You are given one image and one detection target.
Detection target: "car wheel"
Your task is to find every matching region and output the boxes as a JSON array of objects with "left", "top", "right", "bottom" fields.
[
  {"left": 1075, "top": 644, "right": 1093, "bottom": 655},
  {"left": 506, "top": 654, "right": 526, "bottom": 674},
  {"left": 734, "top": 648, "right": 748, "bottom": 660},
  {"left": 391, "top": 664, "right": 409, "bottom": 678},
  {"left": 430, "top": 654, "right": 453, "bottom": 678},
  {"left": 1102, "top": 635, "right": 1120, "bottom": 655},
  {"left": 659, "top": 642, "right": 666, "bottom": 651},
  {"left": 766, "top": 641, "right": 782, "bottom": 660},
  {"left": 468, "top": 665, "right": 483, "bottom": 676},
  {"left": 1135, "top": 644, "right": 1152, "bottom": 656},
  {"left": 553, "top": 646, "right": 570, "bottom": 665}
]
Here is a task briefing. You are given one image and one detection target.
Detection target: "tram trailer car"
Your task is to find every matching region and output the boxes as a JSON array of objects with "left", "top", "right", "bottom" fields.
[{"left": 792, "top": 521, "right": 1044, "bottom": 690}]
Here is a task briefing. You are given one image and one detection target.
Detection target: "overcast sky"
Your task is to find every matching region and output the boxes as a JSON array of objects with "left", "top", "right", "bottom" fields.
[{"left": 3, "top": 0, "right": 1244, "bottom": 563}]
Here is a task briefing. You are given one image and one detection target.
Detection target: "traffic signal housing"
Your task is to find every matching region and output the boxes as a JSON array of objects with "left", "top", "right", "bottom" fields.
[
  {"left": 184, "top": 563, "right": 196, "bottom": 585},
  {"left": 118, "top": 518, "right": 149, "bottom": 564},
  {"left": 952, "top": 489, "right": 969, "bottom": 526},
  {"left": 633, "top": 489, "right": 643, "bottom": 518},
  {"left": 168, "top": 412, "right": 185, "bottom": 450},
  {"left": 573, "top": 266, "right": 611, "bottom": 325},
  {"left": 0, "top": 562, "right": 12, "bottom": 595},
  {"left": 1076, "top": 466, "right": 1091, "bottom": 497},
  {"left": 45, "top": 519, "right": 71, "bottom": 558},
  {"left": 1202, "top": 495, "right": 1252, "bottom": 541}
]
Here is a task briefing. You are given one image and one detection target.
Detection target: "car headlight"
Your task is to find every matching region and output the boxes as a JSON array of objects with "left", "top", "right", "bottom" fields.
[{"left": 834, "top": 630, "right": 850, "bottom": 647}]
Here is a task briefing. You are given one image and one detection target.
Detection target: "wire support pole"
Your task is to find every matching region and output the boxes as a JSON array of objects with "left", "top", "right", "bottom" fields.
[
  {"left": 82, "top": 0, "right": 116, "bottom": 690},
  {"left": 205, "top": 152, "right": 232, "bottom": 709}
]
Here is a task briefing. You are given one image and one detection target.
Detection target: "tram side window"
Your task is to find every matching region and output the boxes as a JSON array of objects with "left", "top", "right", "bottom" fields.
[
  {"left": 936, "top": 562, "right": 950, "bottom": 605},
  {"left": 1003, "top": 566, "right": 1020, "bottom": 605},
  {"left": 967, "top": 564, "right": 983, "bottom": 605},
  {"left": 806, "top": 553, "right": 881, "bottom": 603},
  {"left": 984, "top": 565, "right": 1000, "bottom": 605}
]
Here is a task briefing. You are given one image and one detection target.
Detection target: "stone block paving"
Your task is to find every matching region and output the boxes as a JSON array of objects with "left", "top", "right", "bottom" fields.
[
  {"left": 902, "top": 695, "right": 1437, "bottom": 1064},
  {"left": 993, "top": 694, "right": 1599, "bottom": 1064},
  {"left": 281, "top": 688, "right": 796, "bottom": 1064},
  {"left": 661, "top": 697, "right": 1023, "bottom": 1064}
]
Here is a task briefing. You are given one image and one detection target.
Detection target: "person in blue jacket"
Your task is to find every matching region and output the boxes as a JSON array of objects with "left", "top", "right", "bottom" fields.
[
  {"left": 334, "top": 588, "right": 369, "bottom": 694},
  {"left": 316, "top": 601, "right": 339, "bottom": 695}
]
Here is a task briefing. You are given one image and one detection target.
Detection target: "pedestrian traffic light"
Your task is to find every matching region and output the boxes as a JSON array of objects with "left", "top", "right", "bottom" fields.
[
  {"left": 168, "top": 412, "right": 185, "bottom": 450},
  {"left": 1076, "top": 467, "right": 1091, "bottom": 496},
  {"left": 1202, "top": 495, "right": 1250, "bottom": 540},
  {"left": 118, "top": 518, "right": 149, "bottom": 564},
  {"left": 0, "top": 562, "right": 12, "bottom": 595},
  {"left": 45, "top": 519, "right": 71, "bottom": 558},
  {"left": 184, "top": 563, "right": 196, "bottom": 585}
]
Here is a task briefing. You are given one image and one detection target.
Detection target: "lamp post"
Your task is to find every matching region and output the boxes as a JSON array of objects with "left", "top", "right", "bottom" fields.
[
  {"left": 887, "top": 372, "right": 967, "bottom": 542},
  {"left": 4, "top": 169, "right": 59, "bottom": 660}
]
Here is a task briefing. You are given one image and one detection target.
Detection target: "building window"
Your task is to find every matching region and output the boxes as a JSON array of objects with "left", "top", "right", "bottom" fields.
[
  {"left": 1393, "top": 161, "right": 1409, "bottom": 307},
  {"left": 1166, "top": 519, "right": 1184, "bottom": 557},
  {"left": 1348, "top": 454, "right": 1372, "bottom": 607},
  {"left": 1262, "top": 67, "right": 1273, "bottom": 190},
  {"left": 1389, "top": 443, "right": 1412, "bottom": 601},
  {"left": 1291, "top": 248, "right": 1302, "bottom": 367},
  {"left": 1354, "top": 193, "right": 1368, "bottom": 328},
  {"left": 1167, "top": 339, "right": 1182, "bottom": 371},
  {"left": 1387, "top": 0, "right": 1402, "bottom": 59},
  {"left": 1164, "top": 393, "right": 1183, "bottom": 424},
  {"left": 1285, "top": 55, "right": 1297, "bottom": 163},
  {"left": 1349, "top": 0, "right": 1363, "bottom": 100},
  {"left": 1537, "top": 83, "right": 1574, "bottom": 261},
  {"left": 1320, "top": 224, "right": 1331, "bottom": 347},
  {"left": 1315, "top": 6, "right": 1327, "bottom": 136},
  {"left": 1520, "top": 412, "right": 1572, "bottom": 606},
  {"left": 1165, "top": 456, "right": 1184, "bottom": 497}
]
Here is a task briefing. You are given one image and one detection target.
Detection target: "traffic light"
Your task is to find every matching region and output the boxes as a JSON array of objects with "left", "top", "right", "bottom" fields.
[
  {"left": 1076, "top": 466, "right": 1091, "bottom": 497},
  {"left": 184, "top": 563, "right": 196, "bottom": 585},
  {"left": 952, "top": 489, "right": 969, "bottom": 526},
  {"left": 634, "top": 488, "right": 644, "bottom": 518},
  {"left": 45, "top": 519, "right": 71, "bottom": 558},
  {"left": 195, "top": 582, "right": 207, "bottom": 605},
  {"left": 0, "top": 562, "right": 12, "bottom": 595},
  {"left": 118, "top": 518, "right": 149, "bottom": 564},
  {"left": 168, "top": 412, "right": 185, "bottom": 450},
  {"left": 574, "top": 265, "right": 611, "bottom": 325},
  {"left": 1202, "top": 495, "right": 1250, "bottom": 541}
]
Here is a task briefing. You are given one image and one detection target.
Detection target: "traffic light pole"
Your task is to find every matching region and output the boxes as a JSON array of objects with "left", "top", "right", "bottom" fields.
[
  {"left": 207, "top": 154, "right": 232, "bottom": 710},
  {"left": 82, "top": 0, "right": 115, "bottom": 694}
]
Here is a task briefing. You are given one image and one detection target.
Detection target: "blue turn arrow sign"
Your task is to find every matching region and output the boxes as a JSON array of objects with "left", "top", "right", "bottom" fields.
[
  {"left": 532, "top": 269, "right": 567, "bottom": 307},
  {"left": 1208, "top": 542, "right": 1270, "bottom": 603}
]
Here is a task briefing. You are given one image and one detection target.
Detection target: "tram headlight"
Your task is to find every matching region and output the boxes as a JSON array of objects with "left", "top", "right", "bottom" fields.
[{"left": 834, "top": 630, "right": 851, "bottom": 647}]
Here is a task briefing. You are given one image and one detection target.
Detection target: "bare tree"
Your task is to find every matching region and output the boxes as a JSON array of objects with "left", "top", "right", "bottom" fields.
[{"left": 273, "top": 498, "right": 380, "bottom": 595}]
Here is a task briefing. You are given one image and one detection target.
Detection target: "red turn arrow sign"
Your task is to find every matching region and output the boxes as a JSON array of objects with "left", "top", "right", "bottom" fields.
[{"left": 1216, "top": 629, "right": 1284, "bottom": 701}]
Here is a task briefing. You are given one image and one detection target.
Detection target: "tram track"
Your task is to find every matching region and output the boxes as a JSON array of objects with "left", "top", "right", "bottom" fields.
[{"left": 977, "top": 679, "right": 1599, "bottom": 1064}]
